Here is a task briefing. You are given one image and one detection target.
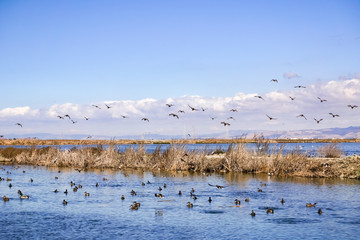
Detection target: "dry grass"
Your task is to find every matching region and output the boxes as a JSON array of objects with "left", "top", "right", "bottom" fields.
[
  {"left": 1, "top": 143, "right": 359, "bottom": 179},
  {"left": 317, "top": 143, "right": 343, "bottom": 158}
]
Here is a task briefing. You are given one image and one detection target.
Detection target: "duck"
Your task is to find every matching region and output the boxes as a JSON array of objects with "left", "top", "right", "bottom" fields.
[
  {"left": 208, "top": 197, "right": 212, "bottom": 203},
  {"left": 121, "top": 195, "right": 125, "bottom": 200},
  {"left": 245, "top": 197, "right": 250, "bottom": 202},
  {"left": 178, "top": 190, "right": 182, "bottom": 195},
  {"left": 266, "top": 208, "right": 274, "bottom": 214},
  {"left": 250, "top": 210, "right": 256, "bottom": 216},
  {"left": 131, "top": 190, "right": 136, "bottom": 196},
  {"left": 187, "top": 202, "right": 193, "bottom": 208},
  {"left": 96, "top": 183, "right": 99, "bottom": 187},
  {"left": 54, "top": 189, "right": 58, "bottom": 193},
  {"left": 318, "top": 208, "right": 323, "bottom": 215},
  {"left": 235, "top": 199, "right": 241, "bottom": 205},
  {"left": 141, "top": 182, "right": 145, "bottom": 186},
  {"left": 64, "top": 189, "right": 68, "bottom": 195},
  {"left": 3, "top": 195, "right": 9, "bottom": 202},
  {"left": 257, "top": 188, "right": 263, "bottom": 192},
  {"left": 20, "top": 194, "right": 29, "bottom": 199},
  {"left": 306, "top": 202, "right": 317, "bottom": 207},
  {"left": 280, "top": 198, "right": 285, "bottom": 204},
  {"left": 63, "top": 199, "right": 68, "bottom": 205},
  {"left": 84, "top": 192, "right": 90, "bottom": 197}
]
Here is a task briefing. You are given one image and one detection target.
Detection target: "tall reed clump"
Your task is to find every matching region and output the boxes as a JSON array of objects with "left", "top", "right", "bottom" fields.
[
  {"left": 253, "top": 134, "right": 270, "bottom": 155},
  {"left": 317, "top": 143, "right": 343, "bottom": 158},
  {"left": 224, "top": 144, "right": 260, "bottom": 172}
]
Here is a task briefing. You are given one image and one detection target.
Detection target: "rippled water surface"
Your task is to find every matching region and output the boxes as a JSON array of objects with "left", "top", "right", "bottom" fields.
[{"left": 1, "top": 165, "right": 360, "bottom": 239}]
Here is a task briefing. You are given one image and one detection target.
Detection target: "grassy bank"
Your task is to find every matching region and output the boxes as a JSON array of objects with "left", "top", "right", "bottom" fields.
[
  {"left": 1, "top": 144, "right": 359, "bottom": 179},
  {"left": 0, "top": 138, "right": 359, "bottom": 146}
]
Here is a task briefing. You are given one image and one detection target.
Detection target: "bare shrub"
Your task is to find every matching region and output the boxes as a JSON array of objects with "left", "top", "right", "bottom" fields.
[
  {"left": 317, "top": 143, "right": 343, "bottom": 158},
  {"left": 253, "top": 134, "right": 270, "bottom": 155}
]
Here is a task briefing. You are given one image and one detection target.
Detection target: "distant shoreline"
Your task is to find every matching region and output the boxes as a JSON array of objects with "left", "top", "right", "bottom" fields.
[{"left": 0, "top": 138, "right": 359, "bottom": 146}]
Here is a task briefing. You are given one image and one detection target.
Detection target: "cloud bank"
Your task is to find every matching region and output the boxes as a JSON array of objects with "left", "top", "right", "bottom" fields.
[{"left": 1, "top": 79, "right": 359, "bottom": 138}]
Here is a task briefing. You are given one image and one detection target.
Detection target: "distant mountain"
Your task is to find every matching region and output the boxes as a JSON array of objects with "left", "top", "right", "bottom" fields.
[{"left": 2, "top": 126, "right": 360, "bottom": 140}]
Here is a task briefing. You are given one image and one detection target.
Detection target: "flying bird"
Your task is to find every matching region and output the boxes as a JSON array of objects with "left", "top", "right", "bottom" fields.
[
  {"left": 188, "top": 105, "right": 199, "bottom": 111},
  {"left": 270, "top": 79, "right": 278, "bottom": 83},
  {"left": 71, "top": 120, "right": 77, "bottom": 124},
  {"left": 329, "top": 113, "right": 340, "bottom": 118},
  {"left": 230, "top": 109, "right": 238, "bottom": 112},
  {"left": 297, "top": 114, "right": 307, "bottom": 120},
  {"left": 121, "top": 115, "right": 128, "bottom": 118},
  {"left": 314, "top": 118, "right": 323, "bottom": 124},
  {"left": 169, "top": 113, "right": 179, "bottom": 119},
  {"left": 16, "top": 123, "right": 23, "bottom": 127},
  {"left": 294, "top": 85, "right": 306, "bottom": 88},
  {"left": 254, "top": 95, "right": 264, "bottom": 100},
  {"left": 227, "top": 117, "right": 235, "bottom": 120},
  {"left": 210, "top": 116, "right": 216, "bottom": 120},
  {"left": 92, "top": 105, "right": 101, "bottom": 109},
  {"left": 347, "top": 105, "right": 358, "bottom": 109},
  {"left": 57, "top": 115, "right": 64, "bottom": 119},
  {"left": 317, "top": 97, "right": 327, "bottom": 103},
  {"left": 105, "top": 104, "right": 112, "bottom": 109},
  {"left": 84, "top": 117, "right": 89, "bottom": 120},
  {"left": 289, "top": 96, "right": 296, "bottom": 101},
  {"left": 64, "top": 114, "right": 71, "bottom": 119},
  {"left": 220, "top": 121, "right": 230, "bottom": 126},
  {"left": 178, "top": 110, "right": 185, "bottom": 114},
  {"left": 141, "top": 118, "right": 149, "bottom": 122},
  {"left": 166, "top": 104, "right": 174, "bottom": 107},
  {"left": 266, "top": 114, "right": 277, "bottom": 120}
]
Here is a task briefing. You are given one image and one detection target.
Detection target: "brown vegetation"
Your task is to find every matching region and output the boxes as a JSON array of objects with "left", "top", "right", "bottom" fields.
[{"left": 1, "top": 143, "right": 359, "bottom": 179}]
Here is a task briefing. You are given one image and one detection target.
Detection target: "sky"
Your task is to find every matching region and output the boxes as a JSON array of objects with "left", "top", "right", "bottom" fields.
[{"left": 0, "top": 0, "right": 359, "bottom": 138}]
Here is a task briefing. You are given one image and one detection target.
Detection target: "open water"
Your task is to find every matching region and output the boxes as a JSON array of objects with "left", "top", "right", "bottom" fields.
[{"left": 1, "top": 164, "right": 359, "bottom": 239}]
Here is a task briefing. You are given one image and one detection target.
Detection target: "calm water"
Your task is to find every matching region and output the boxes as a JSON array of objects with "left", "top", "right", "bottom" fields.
[
  {"left": 1, "top": 165, "right": 359, "bottom": 239},
  {"left": 2, "top": 142, "right": 360, "bottom": 156}
]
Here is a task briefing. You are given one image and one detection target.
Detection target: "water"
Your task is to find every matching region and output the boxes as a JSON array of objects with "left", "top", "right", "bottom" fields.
[
  {"left": 1, "top": 142, "right": 360, "bottom": 156},
  {"left": 1, "top": 165, "right": 359, "bottom": 239}
]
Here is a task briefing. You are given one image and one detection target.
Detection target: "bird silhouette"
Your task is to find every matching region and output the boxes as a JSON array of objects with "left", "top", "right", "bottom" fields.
[
  {"left": 92, "top": 104, "right": 101, "bottom": 109},
  {"left": 329, "top": 113, "right": 340, "bottom": 118},
  {"left": 121, "top": 115, "right": 128, "bottom": 118},
  {"left": 220, "top": 121, "right": 230, "bottom": 126},
  {"left": 105, "top": 104, "right": 112, "bottom": 109},
  {"left": 347, "top": 105, "right": 358, "bottom": 109},
  {"left": 84, "top": 117, "right": 89, "bottom": 120},
  {"left": 188, "top": 105, "right": 199, "bottom": 111},
  {"left": 178, "top": 110, "right": 185, "bottom": 114},
  {"left": 227, "top": 117, "right": 235, "bottom": 120},
  {"left": 141, "top": 118, "right": 149, "bottom": 122},
  {"left": 210, "top": 116, "right": 216, "bottom": 120},
  {"left": 201, "top": 107, "right": 207, "bottom": 112},
  {"left": 254, "top": 95, "right": 264, "bottom": 100},
  {"left": 230, "top": 109, "right": 238, "bottom": 112},
  {"left": 294, "top": 85, "right": 306, "bottom": 88},
  {"left": 15, "top": 123, "right": 23, "bottom": 127},
  {"left": 289, "top": 96, "right": 296, "bottom": 101},
  {"left": 270, "top": 79, "right": 278, "bottom": 83},
  {"left": 169, "top": 113, "right": 179, "bottom": 119},
  {"left": 57, "top": 115, "right": 64, "bottom": 119},
  {"left": 317, "top": 97, "right": 327, "bottom": 103},
  {"left": 266, "top": 114, "right": 277, "bottom": 120},
  {"left": 297, "top": 114, "right": 307, "bottom": 120},
  {"left": 166, "top": 104, "right": 174, "bottom": 107},
  {"left": 314, "top": 118, "right": 323, "bottom": 123},
  {"left": 71, "top": 120, "right": 77, "bottom": 124}
]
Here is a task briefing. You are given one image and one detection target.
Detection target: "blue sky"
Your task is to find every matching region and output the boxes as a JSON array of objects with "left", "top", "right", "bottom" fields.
[{"left": 0, "top": 0, "right": 359, "bottom": 138}]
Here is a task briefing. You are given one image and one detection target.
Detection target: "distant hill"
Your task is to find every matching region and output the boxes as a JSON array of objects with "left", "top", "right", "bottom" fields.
[{"left": 2, "top": 126, "right": 360, "bottom": 140}]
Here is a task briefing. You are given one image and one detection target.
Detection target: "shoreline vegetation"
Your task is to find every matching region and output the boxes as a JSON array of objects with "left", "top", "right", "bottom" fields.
[
  {"left": 1, "top": 137, "right": 359, "bottom": 180},
  {"left": 0, "top": 138, "right": 359, "bottom": 146}
]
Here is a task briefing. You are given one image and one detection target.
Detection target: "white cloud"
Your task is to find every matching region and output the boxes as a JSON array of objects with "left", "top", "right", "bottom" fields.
[
  {"left": 1, "top": 79, "right": 359, "bottom": 137},
  {"left": 283, "top": 72, "right": 301, "bottom": 79},
  {"left": 0, "top": 106, "right": 39, "bottom": 118}
]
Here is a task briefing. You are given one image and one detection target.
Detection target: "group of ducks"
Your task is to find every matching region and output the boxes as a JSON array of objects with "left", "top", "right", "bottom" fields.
[{"left": 1, "top": 166, "right": 323, "bottom": 218}]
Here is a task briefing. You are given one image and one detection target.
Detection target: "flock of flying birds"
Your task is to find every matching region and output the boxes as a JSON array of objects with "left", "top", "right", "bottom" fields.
[{"left": 11, "top": 79, "right": 359, "bottom": 131}]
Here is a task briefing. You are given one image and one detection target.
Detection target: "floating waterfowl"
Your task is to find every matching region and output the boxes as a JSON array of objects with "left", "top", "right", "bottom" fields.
[
  {"left": 131, "top": 190, "right": 136, "bottom": 196},
  {"left": 121, "top": 195, "right": 125, "bottom": 200},
  {"left": 3, "top": 195, "right": 9, "bottom": 202},
  {"left": 250, "top": 210, "right": 256, "bottom": 216},
  {"left": 245, "top": 197, "right": 250, "bottom": 202},
  {"left": 235, "top": 199, "right": 241, "bottom": 205},
  {"left": 63, "top": 199, "right": 67, "bottom": 205},
  {"left": 84, "top": 192, "right": 90, "bottom": 197},
  {"left": 318, "top": 208, "right": 323, "bottom": 215},
  {"left": 306, "top": 203, "right": 317, "bottom": 207},
  {"left": 280, "top": 198, "right": 285, "bottom": 204},
  {"left": 266, "top": 208, "right": 274, "bottom": 214},
  {"left": 178, "top": 190, "right": 182, "bottom": 195},
  {"left": 208, "top": 197, "right": 212, "bottom": 203},
  {"left": 187, "top": 202, "right": 193, "bottom": 208}
]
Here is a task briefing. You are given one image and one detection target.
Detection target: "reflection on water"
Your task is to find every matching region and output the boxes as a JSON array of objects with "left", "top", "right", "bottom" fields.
[{"left": 1, "top": 164, "right": 360, "bottom": 239}]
